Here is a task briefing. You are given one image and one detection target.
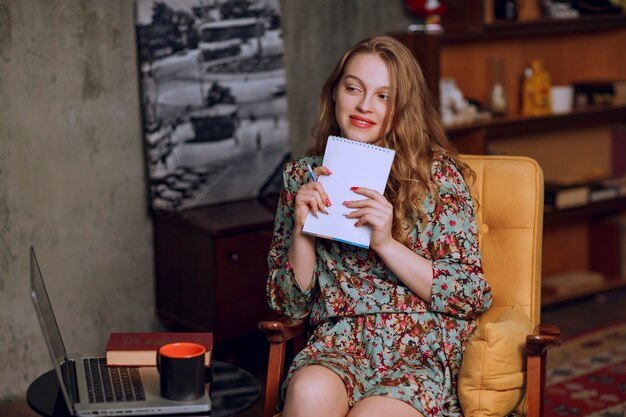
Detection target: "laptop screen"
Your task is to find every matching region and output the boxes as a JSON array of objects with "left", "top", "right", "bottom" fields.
[{"left": 30, "top": 247, "right": 75, "bottom": 413}]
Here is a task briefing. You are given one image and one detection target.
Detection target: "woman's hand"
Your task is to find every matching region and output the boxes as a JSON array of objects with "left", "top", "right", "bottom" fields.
[
  {"left": 343, "top": 187, "right": 394, "bottom": 251},
  {"left": 293, "top": 165, "right": 332, "bottom": 230}
]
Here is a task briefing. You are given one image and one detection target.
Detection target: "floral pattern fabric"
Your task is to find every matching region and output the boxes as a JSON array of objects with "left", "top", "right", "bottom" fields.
[{"left": 266, "top": 154, "right": 492, "bottom": 416}]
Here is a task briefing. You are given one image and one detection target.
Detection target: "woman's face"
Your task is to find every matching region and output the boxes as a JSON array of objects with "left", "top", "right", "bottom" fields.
[{"left": 334, "top": 53, "right": 391, "bottom": 146}]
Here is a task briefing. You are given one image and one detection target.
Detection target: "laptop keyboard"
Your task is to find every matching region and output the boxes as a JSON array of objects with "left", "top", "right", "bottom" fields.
[{"left": 83, "top": 358, "right": 146, "bottom": 403}]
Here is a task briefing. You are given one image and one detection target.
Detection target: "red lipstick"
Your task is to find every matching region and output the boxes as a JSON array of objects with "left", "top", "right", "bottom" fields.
[{"left": 349, "top": 115, "right": 376, "bottom": 128}]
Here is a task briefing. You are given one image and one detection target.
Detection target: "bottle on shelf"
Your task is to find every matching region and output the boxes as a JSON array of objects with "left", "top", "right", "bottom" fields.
[
  {"left": 489, "top": 57, "right": 508, "bottom": 116},
  {"left": 521, "top": 59, "right": 552, "bottom": 116}
]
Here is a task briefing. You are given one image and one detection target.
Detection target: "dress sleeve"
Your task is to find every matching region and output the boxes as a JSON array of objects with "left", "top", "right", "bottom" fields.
[
  {"left": 426, "top": 160, "right": 492, "bottom": 320},
  {"left": 266, "top": 161, "right": 317, "bottom": 319}
]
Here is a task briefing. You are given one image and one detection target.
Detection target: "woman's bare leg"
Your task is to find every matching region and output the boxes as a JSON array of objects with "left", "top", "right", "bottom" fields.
[{"left": 281, "top": 365, "right": 350, "bottom": 417}]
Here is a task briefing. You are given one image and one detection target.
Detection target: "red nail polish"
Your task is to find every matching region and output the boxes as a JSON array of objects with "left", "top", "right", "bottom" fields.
[
  {"left": 343, "top": 201, "right": 351, "bottom": 206},
  {"left": 325, "top": 199, "right": 331, "bottom": 206},
  {"left": 326, "top": 168, "right": 333, "bottom": 175},
  {"left": 351, "top": 186, "right": 359, "bottom": 190},
  {"left": 354, "top": 221, "right": 359, "bottom": 227}
]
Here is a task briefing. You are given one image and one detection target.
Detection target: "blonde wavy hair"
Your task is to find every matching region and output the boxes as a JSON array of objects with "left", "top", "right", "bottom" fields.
[{"left": 311, "top": 35, "right": 474, "bottom": 246}]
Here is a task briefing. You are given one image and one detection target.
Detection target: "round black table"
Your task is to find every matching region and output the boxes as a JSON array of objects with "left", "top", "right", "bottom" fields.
[{"left": 27, "top": 360, "right": 260, "bottom": 417}]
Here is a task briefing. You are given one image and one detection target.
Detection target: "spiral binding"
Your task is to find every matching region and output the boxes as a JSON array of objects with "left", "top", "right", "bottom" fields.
[{"left": 328, "top": 135, "right": 394, "bottom": 153}]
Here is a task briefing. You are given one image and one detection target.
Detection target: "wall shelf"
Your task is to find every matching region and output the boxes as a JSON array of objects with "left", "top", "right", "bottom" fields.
[
  {"left": 544, "top": 196, "right": 626, "bottom": 226},
  {"left": 542, "top": 278, "right": 626, "bottom": 307},
  {"left": 447, "top": 104, "right": 626, "bottom": 140},
  {"left": 442, "top": 14, "right": 626, "bottom": 43}
]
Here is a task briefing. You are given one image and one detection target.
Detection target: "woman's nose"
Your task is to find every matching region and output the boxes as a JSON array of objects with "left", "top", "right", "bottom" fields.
[{"left": 357, "top": 94, "right": 372, "bottom": 112}]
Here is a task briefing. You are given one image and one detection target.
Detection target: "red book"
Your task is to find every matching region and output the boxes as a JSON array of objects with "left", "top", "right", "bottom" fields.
[{"left": 105, "top": 332, "right": 213, "bottom": 367}]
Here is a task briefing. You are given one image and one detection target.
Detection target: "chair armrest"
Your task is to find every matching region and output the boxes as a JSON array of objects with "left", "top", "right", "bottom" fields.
[
  {"left": 526, "top": 323, "right": 563, "bottom": 356},
  {"left": 259, "top": 317, "right": 306, "bottom": 343}
]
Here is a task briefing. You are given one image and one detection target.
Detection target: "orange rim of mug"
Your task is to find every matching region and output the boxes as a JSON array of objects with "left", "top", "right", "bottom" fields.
[{"left": 159, "top": 342, "right": 205, "bottom": 358}]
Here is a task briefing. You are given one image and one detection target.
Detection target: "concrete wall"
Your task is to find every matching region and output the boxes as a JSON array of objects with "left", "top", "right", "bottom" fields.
[
  {"left": 281, "top": 1, "right": 414, "bottom": 157},
  {"left": 0, "top": 0, "right": 412, "bottom": 399},
  {"left": 0, "top": 1, "right": 157, "bottom": 398}
]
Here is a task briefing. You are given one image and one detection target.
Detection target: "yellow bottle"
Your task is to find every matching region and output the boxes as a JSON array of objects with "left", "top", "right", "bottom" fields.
[{"left": 521, "top": 60, "right": 552, "bottom": 116}]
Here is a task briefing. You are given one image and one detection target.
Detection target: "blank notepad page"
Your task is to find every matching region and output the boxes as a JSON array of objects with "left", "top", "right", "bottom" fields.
[{"left": 302, "top": 136, "right": 395, "bottom": 248}]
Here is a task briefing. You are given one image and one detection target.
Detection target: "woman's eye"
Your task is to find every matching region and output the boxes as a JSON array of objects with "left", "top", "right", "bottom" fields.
[
  {"left": 379, "top": 94, "right": 389, "bottom": 102},
  {"left": 346, "top": 85, "right": 361, "bottom": 94}
]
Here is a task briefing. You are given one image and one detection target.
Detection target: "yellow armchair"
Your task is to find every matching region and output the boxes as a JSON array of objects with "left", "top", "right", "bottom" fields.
[{"left": 260, "top": 155, "right": 562, "bottom": 417}]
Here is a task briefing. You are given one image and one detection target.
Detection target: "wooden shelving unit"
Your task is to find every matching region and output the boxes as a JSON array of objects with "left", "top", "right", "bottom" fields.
[{"left": 393, "top": 4, "right": 626, "bottom": 306}]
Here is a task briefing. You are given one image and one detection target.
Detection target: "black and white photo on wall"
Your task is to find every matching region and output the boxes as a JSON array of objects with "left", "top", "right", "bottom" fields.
[{"left": 136, "top": 0, "right": 290, "bottom": 211}]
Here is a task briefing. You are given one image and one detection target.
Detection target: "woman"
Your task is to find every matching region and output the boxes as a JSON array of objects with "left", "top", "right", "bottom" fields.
[{"left": 266, "top": 35, "right": 492, "bottom": 417}]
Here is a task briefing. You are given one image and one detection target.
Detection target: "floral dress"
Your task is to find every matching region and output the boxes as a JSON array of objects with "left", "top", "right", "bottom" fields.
[{"left": 266, "top": 154, "right": 492, "bottom": 417}]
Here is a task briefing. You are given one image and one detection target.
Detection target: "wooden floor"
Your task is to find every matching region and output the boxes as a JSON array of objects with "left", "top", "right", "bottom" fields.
[{"left": 7, "top": 287, "right": 626, "bottom": 417}]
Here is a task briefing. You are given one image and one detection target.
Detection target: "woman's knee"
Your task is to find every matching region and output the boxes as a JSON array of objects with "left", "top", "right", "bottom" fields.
[{"left": 283, "top": 365, "right": 349, "bottom": 413}]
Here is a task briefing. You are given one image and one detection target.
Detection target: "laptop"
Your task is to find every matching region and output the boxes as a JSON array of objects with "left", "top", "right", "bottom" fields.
[{"left": 29, "top": 247, "right": 212, "bottom": 416}]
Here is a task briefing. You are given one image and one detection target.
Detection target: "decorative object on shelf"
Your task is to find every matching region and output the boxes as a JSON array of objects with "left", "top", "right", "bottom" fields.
[
  {"left": 544, "top": 181, "right": 591, "bottom": 210},
  {"left": 542, "top": 0, "right": 581, "bottom": 19},
  {"left": 550, "top": 85, "right": 574, "bottom": 114},
  {"left": 544, "top": 174, "right": 626, "bottom": 210},
  {"left": 573, "top": 0, "right": 623, "bottom": 14},
  {"left": 572, "top": 79, "right": 626, "bottom": 107},
  {"left": 439, "top": 77, "right": 491, "bottom": 126},
  {"left": 599, "top": 176, "right": 626, "bottom": 197},
  {"left": 521, "top": 60, "right": 552, "bottom": 116},
  {"left": 489, "top": 58, "right": 508, "bottom": 115},
  {"left": 405, "top": 0, "right": 447, "bottom": 32},
  {"left": 135, "top": 0, "right": 290, "bottom": 212},
  {"left": 495, "top": 0, "right": 519, "bottom": 20}
]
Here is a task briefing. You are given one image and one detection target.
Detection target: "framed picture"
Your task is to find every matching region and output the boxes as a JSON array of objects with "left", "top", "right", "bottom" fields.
[{"left": 135, "top": 0, "right": 290, "bottom": 212}]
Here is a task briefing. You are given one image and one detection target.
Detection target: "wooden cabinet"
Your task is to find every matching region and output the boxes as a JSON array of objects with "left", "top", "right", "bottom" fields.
[
  {"left": 153, "top": 198, "right": 278, "bottom": 343},
  {"left": 392, "top": 2, "right": 626, "bottom": 305}
]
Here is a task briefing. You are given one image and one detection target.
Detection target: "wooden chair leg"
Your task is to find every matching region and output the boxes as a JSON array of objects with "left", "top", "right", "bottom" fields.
[
  {"left": 259, "top": 318, "right": 306, "bottom": 417},
  {"left": 526, "top": 351, "right": 547, "bottom": 417},
  {"left": 526, "top": 324, "right": 562, "bottom": 417},
  {"left": 264, "top": 341, "right": 287, "bottom": 417}
]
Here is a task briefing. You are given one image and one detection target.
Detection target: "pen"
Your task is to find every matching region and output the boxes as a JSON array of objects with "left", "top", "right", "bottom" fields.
[{"left": 306, "top": 163, "right": 318, "bottom": 182}]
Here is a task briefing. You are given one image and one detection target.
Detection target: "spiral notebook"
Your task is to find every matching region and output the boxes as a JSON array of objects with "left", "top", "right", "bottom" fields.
[{"left": 302, "top": 136, "right": 395, "bottom": 248}]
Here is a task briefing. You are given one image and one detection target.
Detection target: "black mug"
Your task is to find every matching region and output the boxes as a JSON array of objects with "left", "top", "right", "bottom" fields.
[{"left": 157, "top": 342, "right": 206, "bottom": 401}]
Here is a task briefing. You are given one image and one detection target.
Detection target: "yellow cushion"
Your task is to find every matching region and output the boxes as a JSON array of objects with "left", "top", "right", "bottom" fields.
[{"left": 458, "top": 304, "right": 532, "bottom": 417}]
